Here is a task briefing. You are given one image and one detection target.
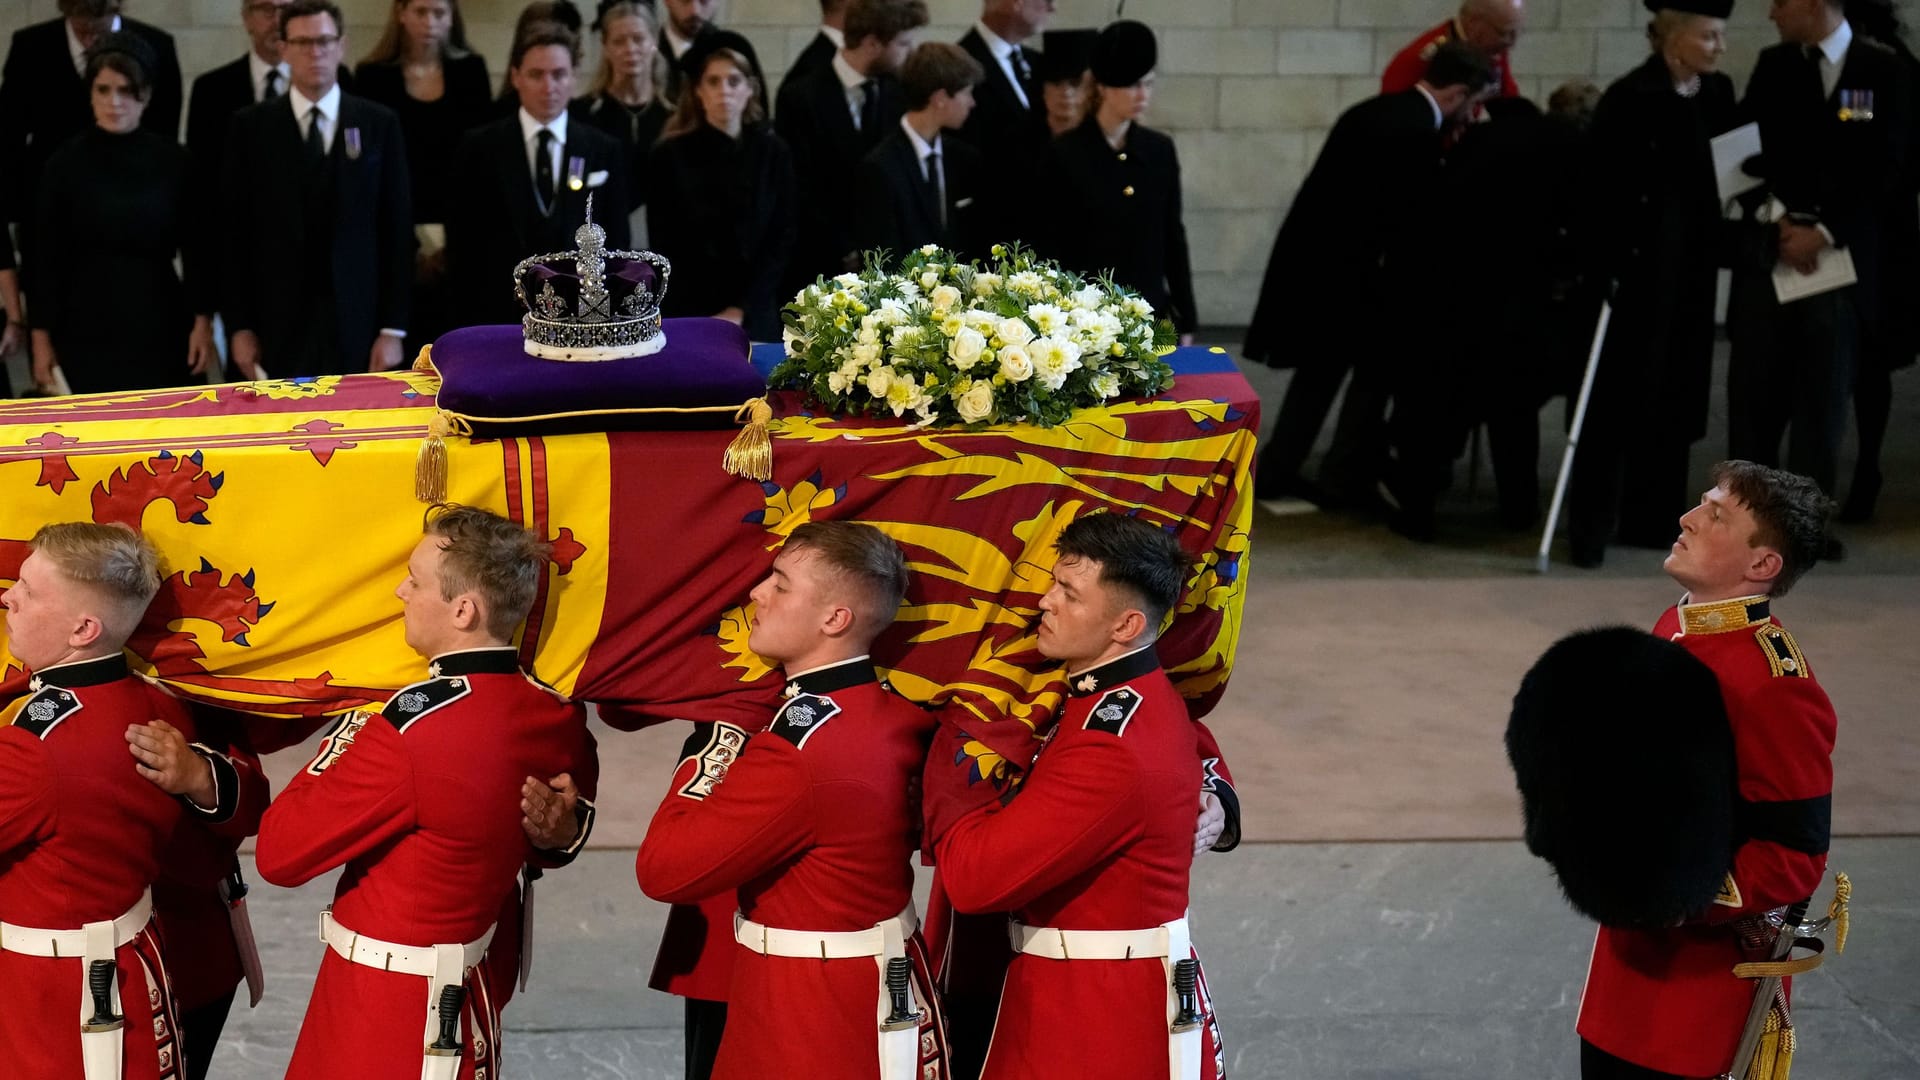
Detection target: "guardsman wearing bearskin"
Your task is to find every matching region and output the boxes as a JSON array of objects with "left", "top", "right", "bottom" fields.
[
  {"left": 1578, "top": 461, "right": 1840, "bottom": 1079},
  {"left": 635, "top": 521, "right": 947, "bottom": 1080},
  {"left": 1, "top": 523, "right": 200, "bottom": 1080},
  {"left": 925, "top": 512, "right": 1226, "bottom": 1080},
  {"left": 255, "top": 505, "right": 598, "bottom": 1080}
]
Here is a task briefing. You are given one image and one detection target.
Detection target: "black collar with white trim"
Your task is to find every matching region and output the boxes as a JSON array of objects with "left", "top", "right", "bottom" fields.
[
  {"left": 1066, "top": 645, "right": 1159, "bottom": 697},
  {"left": 782, "top": 656, "right": 876, "bottom": 698},
  {"left": 28, "top": 652, "right": 129, "bottom": 691},
  {"left": 427, "top": 647, "right": 522, "bottom": 678}
]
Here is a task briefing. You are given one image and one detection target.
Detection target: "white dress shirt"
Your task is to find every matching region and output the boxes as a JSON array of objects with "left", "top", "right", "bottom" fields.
[
  {"left": 972, "top": 20, "right": 1029, "bottom": 109},
  {"left": 831, "top": 51, "right": 870, "bottom": 129},
  {"left": 820, "top": 25, "right": 845, "bottom": 50},
  {"left": 1813, "top": 19, "right": 1853, "bottom": 100},
  {"left": 1413, "top": 83, "right": 1443, "bottom": 130},
  {"left": 519, "top": 107, "right": 569, "bottom": 190},
  {"left": 249, "top": 50, "right": 291, "bottom": 102},
  {"left": 289, "top": 82, "right": 341, "bottom": 154},
  {"left": 66, "top": 15, "right": 122, "bottom": 76}
]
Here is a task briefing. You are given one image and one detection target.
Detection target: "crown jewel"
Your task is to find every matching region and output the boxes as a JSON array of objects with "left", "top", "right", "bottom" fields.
[{"left": 513, "top": 194, "right": 672, "bottom": 361}]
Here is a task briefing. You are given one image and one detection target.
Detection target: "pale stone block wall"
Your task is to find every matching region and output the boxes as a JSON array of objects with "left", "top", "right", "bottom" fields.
[{"left": 2, "top": 0, "right": 1786, "bottom": 325}]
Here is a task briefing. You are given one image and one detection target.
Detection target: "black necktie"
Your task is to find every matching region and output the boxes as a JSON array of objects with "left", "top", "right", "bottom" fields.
[
  {"left": 858, "top": 79, "right": 878, "bottom": 134},
  {"left": 263, "top": 68, "right": 282, "bottom": 101},
  {"left": 1009, "top": 45, "right": 1032, "bottom": 87},
  {"left": 304, "top": 106, "right": 326, "bottom": 163},
  {"left": 535, "top": 128, "right": 556, "bottom": 214},
  {"left": 1805, "top": 45, "right": 1828, "bottom": 99},
  {"left": 925, "top": 149, "right": 946, "bottom": 230}
]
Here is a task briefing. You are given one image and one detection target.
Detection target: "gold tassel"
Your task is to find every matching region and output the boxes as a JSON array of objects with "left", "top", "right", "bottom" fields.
[
  {"left": 1748, "top": 1008, "right": 1782, "bottom": 1080},
  {"left": 723, "top": 397, "right": 774, "bottom": 481},
  {"left": 411, "top": 343, "right": 437, "bottom": 373},
  {"left": 1830, "top": 871, "right": 1851, "bottom": 955},
  {"left": 416, "top": 412, "right": 452, "bottom": 503}
]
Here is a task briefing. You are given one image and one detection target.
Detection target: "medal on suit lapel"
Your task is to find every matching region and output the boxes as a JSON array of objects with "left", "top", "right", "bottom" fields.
[
  {"left": 344, "top": 126, "right": 362, "bottom": 159},
  {"left": 567, "top": 154, "right": 586, "bottom": 191}
]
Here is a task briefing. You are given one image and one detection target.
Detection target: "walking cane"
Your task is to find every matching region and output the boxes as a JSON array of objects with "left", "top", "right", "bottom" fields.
[{"left": 1536, "top": 299, "right": 1612, "bottom": 573}]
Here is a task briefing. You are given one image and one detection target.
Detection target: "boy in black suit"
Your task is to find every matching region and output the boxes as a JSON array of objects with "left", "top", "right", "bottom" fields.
[
  {"left": 774, "top": 0, "right": 927, "bottom": 288},
  {"left": 219, "top": 0, "right": 412, "bottom": 379},
  {"left": 854, "top": 42, "right": 985, "bottom": 261},
  {"left": 448, "top": 22, "right": 629, "bottom": 328}
]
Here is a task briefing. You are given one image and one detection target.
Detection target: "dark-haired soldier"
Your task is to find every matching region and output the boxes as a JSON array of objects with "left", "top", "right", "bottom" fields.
[
  {"left": 1577, "top": 461, "right": 1838, "bottom": 1080},
  {"left": 256, "top": 506, "right": 597, "bottom": 1080},
  {"left": 925, "top": 513, "right": 1227, "bottom": 1080},
  {"left": 854, "top": 41, "right": 986, "bottom": 259}
]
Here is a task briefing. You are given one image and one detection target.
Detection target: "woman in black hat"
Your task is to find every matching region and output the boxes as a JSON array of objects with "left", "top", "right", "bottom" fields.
[
  {"left": 1036, "top": 27, "right": 1096, "bottom": 138},
  {"left": 30, "top": 33, "right": 213, "bottom": 394},
  {"left": 646, "top": 32, "right": 796, "bottom": 341},
  {"left": 1566, "top": 0, "right": 1738, "bottom": 568},
  {"left": 1044, "top": 20, "right": 1196, "bottom": 343}
]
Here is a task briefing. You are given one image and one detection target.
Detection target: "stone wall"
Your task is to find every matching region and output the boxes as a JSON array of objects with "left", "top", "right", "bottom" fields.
[{"left": 4, "top": 0, "right": 1785, "bottom": 325}]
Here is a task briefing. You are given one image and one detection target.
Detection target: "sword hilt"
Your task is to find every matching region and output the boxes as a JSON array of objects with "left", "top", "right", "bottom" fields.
[
  {"left": 427, "top": 983, "right": 465, "bottom": 1053},
  {"left": 881, "top": 956, "right": 923, "bottom": 1031},
  {"left": 1171, "top": 958, "right": 1201, "bottom": 1032},
  {"left": 83, "top": 959, "right": 123, "bottom": 1031}
]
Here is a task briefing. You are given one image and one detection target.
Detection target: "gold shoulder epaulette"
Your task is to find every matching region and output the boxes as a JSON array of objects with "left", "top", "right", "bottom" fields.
[{"left": 1755, "top": 625, "right": 1810, "bottom": 678}]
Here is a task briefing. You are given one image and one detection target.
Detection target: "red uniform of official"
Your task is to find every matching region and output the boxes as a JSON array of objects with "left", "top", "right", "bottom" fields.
[
  {"left": 635, "top": 657, "right": 948, "bottom": 1080},
  {"left": 1578, "top": 596, "right": 1837, "bottom": 1077},
  {"left": 0, "top": 653, "right": 194, "bottom": 1080},
  {"left": 256, "top": 647, "right": 598, "bottom": 1080},
  {"left": 931, "top": 646, "right": 1225, "bottom": 1080},
  {"left": 1381, "top": 20, "right": 1521, "bottom": 100}
]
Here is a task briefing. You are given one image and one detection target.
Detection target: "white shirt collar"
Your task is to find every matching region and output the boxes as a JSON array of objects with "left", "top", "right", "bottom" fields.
[
  {"left": 519, "top": 105, "right": 569, "bottom": 146},
  {"left": 821, "top": 25, "right": 845, "bottom": 49},
  {"left": 831, "top": 49, "right": 867, "bottom": 93},
  {"left": 974, "top": 20, "right": 1016, "bottom": 61},
  {"left": 289, "top": 81, "right": 341, "bottom": 124},
  {"left": 1413, "top": 84, "right": 1443, "bottom": 130},
  {"left": 663, "top": 22, "right": 695, "bottom": 59},
  {"left": 900, "top": 114, "right": 939, "bottom": 161},
  {"left": 67, "top": 15, "right": 122, "bottom": 75},
  {"left": 1816, "top": 19, "right": 1853, "bottom": 68},
  {"left": 248, "top": 51, "right": 290, "bottom": 100}
]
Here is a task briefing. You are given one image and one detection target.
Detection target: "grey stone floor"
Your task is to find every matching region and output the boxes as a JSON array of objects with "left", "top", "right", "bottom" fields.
[{"left": 207, "top": 838, "right": 1918, "bottom": 1079}]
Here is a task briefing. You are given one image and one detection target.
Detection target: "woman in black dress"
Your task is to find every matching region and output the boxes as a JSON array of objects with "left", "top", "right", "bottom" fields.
[
  {"left": 356, "top": 0, "right": 491, "bottom": 341},
  {"left": 647, "top": 35, "right": 796, "bottom": 342},
  {"left": 1567, "top": 0, "right": 1738, "bottom": 568},
  {"left": 1045, "top": 21, "right": 1196, "bottom": 345},
  {"left": 578, "top": 0, "right": 669, "bottom": 233},
  {"left": 32, "top": 35, "right": 212, "bottom": 395}
]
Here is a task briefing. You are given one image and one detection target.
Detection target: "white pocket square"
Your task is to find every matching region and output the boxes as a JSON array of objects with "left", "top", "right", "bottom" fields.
[
  {"left": 955, "top": 197, "right": 974, "bottom": 208},
  {"left": 586, "top": 169, "right": 609, "bottom": 188}
]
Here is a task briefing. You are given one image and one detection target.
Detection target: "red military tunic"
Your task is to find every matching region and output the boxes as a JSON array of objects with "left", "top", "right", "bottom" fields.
[
  {"left": 1381, "top": 20, "right": 1521, "bottom": 100},
  {"left": 256, "top": 647, "right": 598, "bottom": 1080},
  {"left": 930, "top": 646, "right": 1225, "bottom": 1080},
  {"left": 1578, "top": 596, "right": 1837, "bottom": 1076},
  {"left": 635, "top": 657, "right": 947, "bottom": 1080},
  {"left": 0, "top": 653, "right": 194, "bottom": 1080}
]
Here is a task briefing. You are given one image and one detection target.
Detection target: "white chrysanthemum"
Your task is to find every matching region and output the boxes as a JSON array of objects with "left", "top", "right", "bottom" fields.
[
  {"left": 972, "top": 272, "right": 1003, "bottom": 297},
  {"left": 833, "top": 272, "right": 863, "bottom": 289},
  {"left": 885, "top": 373, "right": 919, "bottom": 414},
  {"left": 1093, "top": 372, "right": 1121, "bottom": 398},
  {"left": 1069, "top": 285, "right": 1104, "bottom": 310},
  {"left": 1008, "top": 270, "right": 1045, "bottom": 297},
  {"left": 1026, "top": 303, "right": 1065, "bottom": 335},
  {"left": 1124, "top": 296, "right": 1153, "bottom": 318},
  {"left": 1030, "top": 336, "right": 1083, "bottom": 390}
]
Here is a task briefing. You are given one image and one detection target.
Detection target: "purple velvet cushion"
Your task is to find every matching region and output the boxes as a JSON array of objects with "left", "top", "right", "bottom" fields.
[{"left": 430, "top": 319, "right": 765, "bottom": 433}]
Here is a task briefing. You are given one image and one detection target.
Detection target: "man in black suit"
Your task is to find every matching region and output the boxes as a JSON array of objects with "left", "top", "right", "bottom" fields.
[
  {"left": 952, "top": 0, "right": 1052, "bottom": 245},
  {"left": 776, "top": 0, "right": 926, "bottom": 288},
  {"left": 1728, "top": 0, "right": 1912, "bottom": 549},
  {"left": 658, "top": 0, "right": 768, "bottom": 113},
  {"left": 0, "top": 0, "right": 181, "bottom": 276},
  {"left": 186, "top": 0, "right": 292, "bottom": 177},
  {"left": 854, "top": 42, "right": 985, "bottom": 261},
  {"left": 448, "top": 23, "right": 629, "bottom": 328},
  {"left": 1242, "top": 42, "right": 1496, "bottom": 516},
  {"left": 777, "top": 0, "right": 846, "bottom": 101},
  {"left": 219, "top": 0, "right": 412, "bottom": 379}
]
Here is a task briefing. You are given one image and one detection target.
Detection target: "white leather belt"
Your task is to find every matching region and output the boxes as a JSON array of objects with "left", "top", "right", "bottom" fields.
[
  {"left": 734, "top": 904, "right": 919, "bottom": 959},
  {"left": 1010, "top": 915, "right": 1204, "bottom": 1080},
  {"left": 318, "top": 908, "right": 493, "bottom": 976},
  {"left": 0, "top": 889, "right": 153, "bottom": 957}
]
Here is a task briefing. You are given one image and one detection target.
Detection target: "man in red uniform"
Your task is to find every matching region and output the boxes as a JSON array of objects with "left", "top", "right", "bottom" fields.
[
  {"left": 255, "top": 505, "right": 598, "bottom": 1080},
  {"left": 926, "top": 512, "right": 1226, "bottom": 1080},
  {"left": 1578, "top": 461, "right": 1839, "bottom": 1079},
  {"left": 0, "top": 522, "right": 196, "bottom": 1080},
  {"left": 1382, "top": 0, "right": 1525, "bottom": 101},
  {"left": 635, "top": 521, "right": 947, "bottom": 1080}
]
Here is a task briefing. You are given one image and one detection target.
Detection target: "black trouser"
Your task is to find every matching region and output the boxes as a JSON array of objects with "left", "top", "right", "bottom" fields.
[
  {"left": 1258, "top": 360, "right": 1349, "bottom": 493},
  {"left": 940, "top": 990, "right": 1000, "bottom": 1080},
  {"left": 684, "top": 997, "right": 727, "bottom": 1080},
  {"left": 1848, "top": 360, "right": 1893, "bottom": 514},
  {"left": 1580, "top": 1038, "right": 1704, "bottom": 1080},
  {"left": 1727, "top": 276, "right": 1856, "bottom": 495},
  {"left": 179, "top": 988, "right": 237, "bottom": 1080}
]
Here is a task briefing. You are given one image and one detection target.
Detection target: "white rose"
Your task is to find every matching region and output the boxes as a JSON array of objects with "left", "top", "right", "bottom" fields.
[
  {"left": 833, "top": 272, "right": 863, "bottom": 289},
  {"left": 930, "top": 284, "right": 962, "bottom": 313},
  {"left": 998, "top": 344, "right": 1034, "bottom": 383},
  {"left": 972, "top": 272, "right": 1003, "bottom": 297},
  {"left": 955, "top": 380, "right": 995, "bottom": 423},
  {"left": 864, "top": 368, "right": 893, "bottom": 398},
  {"left": 996, "top": 317, "right": 1035, "bottom": 347},
  {"left": 852, "top": 341, "right": 881, "bottom": 367},
  {"left": 964, "top": 309, "right": 1000, "bottom": 331},
  {"left": 919, "top": 243, "right": 940, "bottom": 256},
  {"left": 948, "top": 326, "right": 987, "bottom": 368}
]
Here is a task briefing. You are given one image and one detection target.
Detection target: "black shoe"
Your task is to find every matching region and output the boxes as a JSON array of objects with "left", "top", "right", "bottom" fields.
[
  {"left": 1389, "top": 508, "right": 1438, "bottom": 543},
  {"left": 1821, "top": 534, "right": 1847, "bottom": 562},
  {"left": 1256, "top": 472, "right": 1335, "bottom": 508},
  {"left": 1569, "top": 543, "right": 1605, "bottom": 569},
  {"left": 1838, "top": 473, "right": 1880, "bottom": 524}
]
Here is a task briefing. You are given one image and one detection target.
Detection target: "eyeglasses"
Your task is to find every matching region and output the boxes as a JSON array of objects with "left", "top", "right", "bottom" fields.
[{"left": 283, "top": 34, "right": 341, "bottom": 50}]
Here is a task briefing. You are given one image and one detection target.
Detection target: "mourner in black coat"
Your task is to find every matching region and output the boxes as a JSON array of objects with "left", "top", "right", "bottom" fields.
[
  {"left": 0, "top": 9, "right": 181, "bottom": 273},
  {"left": 777, "top": 20, "right": 841, "bottom": 101},
  {"left": 1728, "top": 1, "right": 1912, "bottom": 517},
  {"left": 953, "top": 13, "right": 1048, "bottom": 246},
  {"left": 853, "top": 42, "right": 987, "bottom": 261},
  {"left": 648, "top": 122, "right": 796, "bottom": 343}
]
